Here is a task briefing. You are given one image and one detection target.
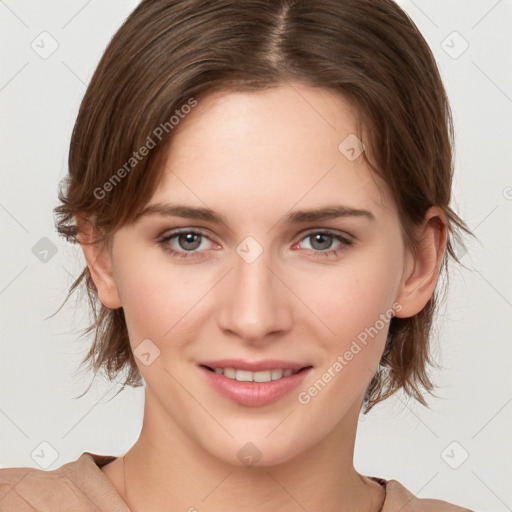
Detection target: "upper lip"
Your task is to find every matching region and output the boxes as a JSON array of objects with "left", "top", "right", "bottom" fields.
[{"left": 199, "top": 359, "right": 312, "bottom": 372}]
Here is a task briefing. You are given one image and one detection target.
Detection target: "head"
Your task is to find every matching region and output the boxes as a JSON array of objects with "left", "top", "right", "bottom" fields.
[{"left": 54, "top": 0, "right": 472, "bottom": 465}]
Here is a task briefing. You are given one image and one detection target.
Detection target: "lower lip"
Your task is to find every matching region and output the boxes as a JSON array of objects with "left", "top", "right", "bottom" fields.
[{"left": 199, "top": 366, "right": 312, "bottom": 407}]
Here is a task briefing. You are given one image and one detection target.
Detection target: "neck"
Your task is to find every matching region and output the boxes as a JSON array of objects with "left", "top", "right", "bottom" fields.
[{"left": 116, "top": 393, "right": 384, "bottom": 512}]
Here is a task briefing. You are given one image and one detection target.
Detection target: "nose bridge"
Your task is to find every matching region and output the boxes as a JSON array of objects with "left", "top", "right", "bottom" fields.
[{"left": 218, "top": 235, "right": 291, "bottom": 340}]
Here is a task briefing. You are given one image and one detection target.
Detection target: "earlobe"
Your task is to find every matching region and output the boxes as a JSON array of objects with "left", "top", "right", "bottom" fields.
[
  {"left": 394, "top": 207, "right": 447, "bottom": 318},
  {"left": 76, "top": 215, "right": 122, "bottom": 310}
]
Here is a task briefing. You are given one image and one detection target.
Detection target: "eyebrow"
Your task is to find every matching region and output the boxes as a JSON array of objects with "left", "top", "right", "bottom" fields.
[{"left": 138, "top": 202, "right": 376, "bottom": 225}]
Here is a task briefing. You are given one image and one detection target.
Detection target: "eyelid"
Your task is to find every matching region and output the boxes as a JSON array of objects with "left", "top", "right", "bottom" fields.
[
  {"left": 159, "top": 227, "right": 219, "bottom": 247},
  {"left": 157, "top": 226, "right": 354, "bottom": 259},
  {"left": 304, "top": 227, "right": 351, "bottom": 237},
  {"left": 159, "top": 227, "right": 352, "bottom": 244},
  {"left": 297, "top": 228, "right": 353, "bottom": 243}
]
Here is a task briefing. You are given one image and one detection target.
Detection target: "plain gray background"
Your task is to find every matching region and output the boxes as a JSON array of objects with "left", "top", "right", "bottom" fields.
[{"left": 1, "top": 1, "right": 511, "bottom": 510}]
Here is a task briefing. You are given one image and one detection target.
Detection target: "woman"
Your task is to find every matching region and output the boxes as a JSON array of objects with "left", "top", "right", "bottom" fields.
[{"left": 0, "top": 0, "right": 475, "bottom": 510}]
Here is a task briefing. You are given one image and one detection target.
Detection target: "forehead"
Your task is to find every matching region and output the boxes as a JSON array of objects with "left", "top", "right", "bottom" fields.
[
  {"left": 170, "top": 83, "right": 360, "bottom": 151},
  {"left": 149, "top": 83, "right": 396, "bottom": 223}
]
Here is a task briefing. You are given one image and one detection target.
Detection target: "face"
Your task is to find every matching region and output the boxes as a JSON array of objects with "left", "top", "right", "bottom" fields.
[{"left": 93, "top": 83, "right": 418, "bottom": 467}]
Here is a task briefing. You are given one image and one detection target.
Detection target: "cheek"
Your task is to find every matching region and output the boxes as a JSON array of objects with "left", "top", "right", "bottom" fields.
[
  {"left": 115, "top": 231, "right": 401, "bottom": 363},
  {"left": 298, "top": 250, "right": 399, "bottom": 353},
  {"left": 114, "top": 253, "right": 210, "bottom": 348},
  {"left": 294, "top": 257, "right": 398, "bottom": 420}
]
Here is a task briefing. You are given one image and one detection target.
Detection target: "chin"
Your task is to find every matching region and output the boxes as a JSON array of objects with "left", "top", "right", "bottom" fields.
[{"left": 198, "top": 428, "right": 311, "bottom": 469}]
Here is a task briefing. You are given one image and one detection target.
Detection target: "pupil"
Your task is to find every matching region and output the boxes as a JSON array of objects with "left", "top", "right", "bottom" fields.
[
  {"left": 312, "top": 233, "right": 332, "bottom": 250},
  {"left": 180, "top": 233, "right": 201, "bottom": 250}
]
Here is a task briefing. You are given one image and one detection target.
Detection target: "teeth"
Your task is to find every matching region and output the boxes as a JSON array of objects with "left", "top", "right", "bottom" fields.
[
  {"left": 271, "top": 369, "right": 283, "bottom": 380},
  {"left": 223, "top": 368, "right": 236, "bottom": 379},
  {"left": 236, "top": 369, "right": 253, "bottom": 382},
  {"left": 211, "top": 367, "right": 299, "bottom": 383},
  {"left": 254, "top": 370, "right": 271, "bottom": 382}
]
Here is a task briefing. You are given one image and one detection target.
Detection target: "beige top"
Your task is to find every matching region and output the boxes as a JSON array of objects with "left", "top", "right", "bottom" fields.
[{"left": 0, "top": 452, "right": 474, "bottom": 511}]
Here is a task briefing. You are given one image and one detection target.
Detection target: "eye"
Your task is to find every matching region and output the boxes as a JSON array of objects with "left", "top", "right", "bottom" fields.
[
  {"left": 157, "top": 229, "right": 217, "bottom": 259},
  {"left": 157, "top": 228, "right": 353, "bottom": 260},
  {"left": 294, "top": 230, "right": 353, "bottom": 258}
]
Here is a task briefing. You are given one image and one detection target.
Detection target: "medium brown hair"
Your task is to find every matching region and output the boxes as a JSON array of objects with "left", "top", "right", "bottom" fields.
[{"left": 54, "top": 0, "right": 473, "bottom": 413}]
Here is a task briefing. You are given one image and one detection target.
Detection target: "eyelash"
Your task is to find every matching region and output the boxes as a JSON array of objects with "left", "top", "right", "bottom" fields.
[{"left": 157, "top": 229, "right": 353, "bottom": 260}]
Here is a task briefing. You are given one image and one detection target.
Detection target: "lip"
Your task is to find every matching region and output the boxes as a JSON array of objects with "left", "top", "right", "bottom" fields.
[
  {"left": 198, "top": 359, "right": 313, "bottom": 407},
  {"left": 198, "top": 358, "right": 310, "bottom": 372}
]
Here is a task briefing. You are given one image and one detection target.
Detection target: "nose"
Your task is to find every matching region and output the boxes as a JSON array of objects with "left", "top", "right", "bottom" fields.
[{"left": 216, "top": 242, "right": 293, "bottom": 344}]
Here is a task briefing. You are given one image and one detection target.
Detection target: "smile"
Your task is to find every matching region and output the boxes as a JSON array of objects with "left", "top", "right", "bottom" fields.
[
  {"left": 198, "top": 360, "right": 313, "bottom": 407},
  {"left": 203, "top": 366, "right": 301, "bottom": 383}
]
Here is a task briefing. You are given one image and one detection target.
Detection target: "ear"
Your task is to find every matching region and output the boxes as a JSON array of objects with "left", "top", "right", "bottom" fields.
[
  {"left": 394, "top": 206, "right": 447, "bottom": 318},
  {"left": 76, "top": 215, "right": 122, "bottom": 310}
]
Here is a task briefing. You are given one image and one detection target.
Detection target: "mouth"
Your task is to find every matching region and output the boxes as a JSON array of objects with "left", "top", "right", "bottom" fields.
[
  {"left": 198, "top": 359, "right": 313, "bottom": 407},
  {"left": 200, "top": 365, "right": 309, "bottom": 383}
]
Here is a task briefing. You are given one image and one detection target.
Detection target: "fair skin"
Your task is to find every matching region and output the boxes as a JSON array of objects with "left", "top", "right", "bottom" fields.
[{"left": 80, "top": 83, "right": 446, "bottom": 512}]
